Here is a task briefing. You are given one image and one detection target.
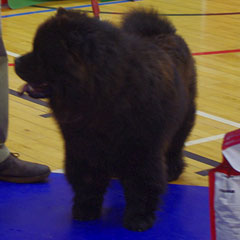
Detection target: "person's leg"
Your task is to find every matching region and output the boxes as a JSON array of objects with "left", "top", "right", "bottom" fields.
[
  {"left": 0, "top": 6, "right": 51, "bottom": 183},
  {"left": 0, "top": 6, "right": 10, "bottom": 163},
  {"left": 0, "top": 52, "right": 10, "bottom": 162}
]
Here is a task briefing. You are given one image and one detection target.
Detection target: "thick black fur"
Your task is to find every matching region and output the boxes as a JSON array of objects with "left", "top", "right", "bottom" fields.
[{"left": 15, "top": 8, "right": 197, "bottom": 231}]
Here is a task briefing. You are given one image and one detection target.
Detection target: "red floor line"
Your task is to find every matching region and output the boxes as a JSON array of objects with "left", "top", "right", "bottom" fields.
[{"left": 192, "top": 49, "right": 240, "bottom": 56}]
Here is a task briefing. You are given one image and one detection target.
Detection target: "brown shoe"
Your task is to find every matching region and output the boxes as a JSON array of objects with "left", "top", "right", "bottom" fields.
[{"left": 0, "top": 153, "right": 51, "bottom": 183}]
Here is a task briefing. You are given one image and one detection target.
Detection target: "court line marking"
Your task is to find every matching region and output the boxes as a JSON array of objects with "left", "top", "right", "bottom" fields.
[
  {"left": 196, "top": 169, "right": 211, "bottom": 176},
  {"left": 32, "top": 6, "right": 240, "bottom": 17},
  {"left": 4, "top": 7, "right": 240, "bottom": 18},
  {"left": 197, "top": 110, "right": 240, "bottom": 128},
  {"left": 184, "top": 151, "right": 219, "bottom": 167},
  {"left": 185, "top": 134, "right": 225, "bottom": 146},
  {"left": 185, "top": 110, "right": 240, "bottom": 146},
  {"left": 2, "top": 0, "right": 140, "bottom": 18},
  {"left": 6, "top": 50, "right": 20, "bottom": 58},
  {"left": 161, "top": 12, "right": 240, "bottom": 16},
  {"left": 192, "top": 49, "right": 240, "bottom": 56},
  {"left": 9, "top": 89, "right": 48, "bottom": 107}
]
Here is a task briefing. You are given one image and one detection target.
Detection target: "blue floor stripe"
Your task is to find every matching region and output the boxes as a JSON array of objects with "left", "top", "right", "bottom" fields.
[{"left": 2, "top": 0, "right": 139, "bottom": 18}]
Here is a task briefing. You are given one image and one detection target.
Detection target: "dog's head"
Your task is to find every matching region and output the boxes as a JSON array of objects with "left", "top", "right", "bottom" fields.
[{"left": 15, "top": 8, "right": 105, "bottom": 98}]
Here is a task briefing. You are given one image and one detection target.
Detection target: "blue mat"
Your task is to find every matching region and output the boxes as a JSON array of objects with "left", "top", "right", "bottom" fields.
[{"left": 0, "top": 173, "right": 210, "bottom": 240}]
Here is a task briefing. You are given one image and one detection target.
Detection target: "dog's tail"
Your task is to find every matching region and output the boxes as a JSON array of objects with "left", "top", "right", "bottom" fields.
[{"left": 122, "top": 9, "right": 176, "bottom": 37}]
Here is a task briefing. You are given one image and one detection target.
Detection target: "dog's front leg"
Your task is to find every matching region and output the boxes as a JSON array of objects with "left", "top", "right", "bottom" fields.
[
  {"left": 65, "top": 154, "right": 110, "bottom": 221},
  {"left": 71, "top": 175, "right": 109, "bottom": 221}
]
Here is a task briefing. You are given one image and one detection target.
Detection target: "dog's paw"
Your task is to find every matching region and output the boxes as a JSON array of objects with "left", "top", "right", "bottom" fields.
[
  {"left": 72, "top": 206, "right": 101, "bottom": 221},
  {"left": 123, "top": 214, "right": 155, "bottom": 231}
]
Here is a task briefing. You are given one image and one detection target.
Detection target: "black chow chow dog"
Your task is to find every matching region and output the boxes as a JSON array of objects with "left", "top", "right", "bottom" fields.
[{"left": 15, "top": 8, "right": 196, "bottom": 231}]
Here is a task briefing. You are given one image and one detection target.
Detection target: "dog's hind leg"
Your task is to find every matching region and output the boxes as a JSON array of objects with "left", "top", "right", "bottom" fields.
[
  {"left": 120, "top": 149, "right": 167, "bottom": 231},
  {"left": 166, "top": 104, "right": 196, "bottom": 182}
]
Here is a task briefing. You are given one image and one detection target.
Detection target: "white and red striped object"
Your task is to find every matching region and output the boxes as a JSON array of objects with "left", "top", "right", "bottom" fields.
[{"left": 209, "top": 129, "right": 240, "bottom": 240}]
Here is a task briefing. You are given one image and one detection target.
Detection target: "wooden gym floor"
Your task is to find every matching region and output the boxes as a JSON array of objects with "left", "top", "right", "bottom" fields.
[{"left": 2, "top": 0, "right": 240, "bottom": 188}]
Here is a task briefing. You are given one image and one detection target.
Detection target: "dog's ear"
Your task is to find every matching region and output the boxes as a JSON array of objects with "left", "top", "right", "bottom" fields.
[{"left": 56, "top": 7, "right": 68, "bottom": 17}]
